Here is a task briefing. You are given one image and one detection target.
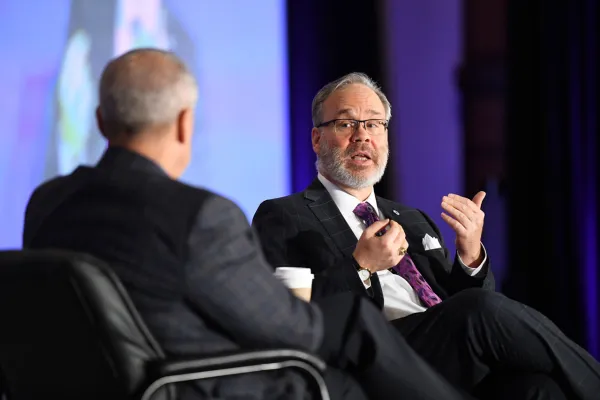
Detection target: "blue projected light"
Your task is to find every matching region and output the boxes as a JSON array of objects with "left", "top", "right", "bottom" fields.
[{"left": 0, "top": 0, "right": 289, "bottom": 247}]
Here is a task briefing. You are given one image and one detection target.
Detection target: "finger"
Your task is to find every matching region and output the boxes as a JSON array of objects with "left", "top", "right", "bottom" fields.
[
  {"left": 441, "top": 212, "right": 467, "bottom": 236},
  {"left": 441, "top": 201, "right": 473, "bottom": 229},
  {"left": 472, "top": 191, "right": 486, "bottom": 208},
  {"left": 445, "top": 195, "right": 486, "bottom": 226},
  {"left": 446, "top": 194, "right": 480, "bottom": 214},
  {"left": 391, "top": 223, "right": 407, "bottom": 247},
  {"left": 388, "top": 232, "right": 408, "bottom": 266},
  {"left": 394, "top": 234, "right": 409, "bottom": 256},
  {"left": 443, "top": 196, "right": 477, "bottom": 219},
  {"left": 363, "top": 219, "right": 390, "bottom": 238},
  {"left": 381, "top": 220, "right": 403, "bottom": 244},
  {"left": 449, "top": 192, "right": 486, "bottom": 212}
]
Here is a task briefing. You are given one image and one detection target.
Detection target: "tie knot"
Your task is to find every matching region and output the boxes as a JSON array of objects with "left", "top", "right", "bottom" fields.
[
  {"left": 353, "top": 202, "right": 379, "bottom": 227},
  {"left": 353, "top": 202, "right": 372, "bottom": 214}
]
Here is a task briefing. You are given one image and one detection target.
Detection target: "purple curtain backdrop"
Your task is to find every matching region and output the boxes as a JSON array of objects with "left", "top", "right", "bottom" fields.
[
  {"left": 570, "top": 0, "right": 598, "bottom": 357},
  {"left": 383, "top": 0, "right": 463, "bottom": 257}
]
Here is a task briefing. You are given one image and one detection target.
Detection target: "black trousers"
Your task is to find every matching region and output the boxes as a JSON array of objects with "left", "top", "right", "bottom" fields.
[
  {"left": 319, "top": 368, "right": 568, "bottom": 400},
  {"left": 391, "top": 288, "right": 600, "bottom": 400},
  {"left": 475, "top": 372, "right": 567, "bottom": 400},
  {"left": 314, "top": 293, "right": 474, "bottom": 400}
]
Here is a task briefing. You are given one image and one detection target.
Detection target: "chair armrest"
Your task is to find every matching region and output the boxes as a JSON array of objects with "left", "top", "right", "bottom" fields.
[
  {"left": 154, "top": 348, "right": 326, "bottom": 376},
  {"left": 141, "top": 349, "right": 329, "bottom": 400}
]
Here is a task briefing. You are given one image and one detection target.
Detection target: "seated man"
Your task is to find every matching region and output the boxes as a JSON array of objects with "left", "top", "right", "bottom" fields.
[
  {"left": 22, "top": 49, "right": 474, "bottom": 400},
  {"left": 252, "top": 72, "right": 600, "bottom": 400}
]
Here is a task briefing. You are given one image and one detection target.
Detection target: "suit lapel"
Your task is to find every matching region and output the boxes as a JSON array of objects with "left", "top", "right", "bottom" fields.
[
  {"left": 305, "top": 179, "right": 384, "bottom": 306},
  {"left": 305, "top": 180, "right": 357, "bottom": 259},
  {"left": 376, "top": 198, "right": 424, "bottom": 253}
]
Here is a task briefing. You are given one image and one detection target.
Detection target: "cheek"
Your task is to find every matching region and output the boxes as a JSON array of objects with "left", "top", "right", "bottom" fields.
[
  {"left": 372, "top": 137, "right": 388, "bottom": 152},
  {"left": 333, "top": 137, "right": 353, "bottom": 150},
  {"left": 333, "top": 141, "right": 346, "bottom": 151},
  {"left": 320, "top": 137, "right": 345, "bottom": 153}
]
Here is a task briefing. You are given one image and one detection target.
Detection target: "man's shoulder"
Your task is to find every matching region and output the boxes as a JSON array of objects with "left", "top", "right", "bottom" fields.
[
  {"left": 31, "top": 175, "right": 70, "bottom": 196},
  {"left": 259, "top": 190, "right": 307, "bottom": 208},
  {"left": 27, "top": 172, "right": 79, "bottom": 208},
  {"left": 265, "top": 190, "right": 306, "bottom": 204},
  {"left": 252, "top": 190, "right": 312, "bottom": 229},
  {"left": 256, "top": 177, "right": 326, "bottom": 211},
  {"left": 376, "top": 196, "right": 432, "bottom": 223},
  {"left": 154, "top": 180, "right": 244, "bottom": 226},
  {"left": 27, "top": 166, "right": 224, "bottom": 218},
  {"left": 91, "top": 163, "right": 217, "bottom": 206},
  {"left": 195, "top": 190, "right": 246, "bottom": 217},
  {"left": 376, "top": 196, "right": 415, "bottom": 211}
]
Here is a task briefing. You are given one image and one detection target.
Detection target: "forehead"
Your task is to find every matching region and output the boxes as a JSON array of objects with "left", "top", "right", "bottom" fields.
[{"left": 321, "top": 83, "right": 385, "bottom": 118}]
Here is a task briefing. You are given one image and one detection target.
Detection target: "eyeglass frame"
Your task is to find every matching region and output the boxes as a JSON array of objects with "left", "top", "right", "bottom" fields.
[{"left": 315, "top": 118, "right": 389, "bottom": 135}]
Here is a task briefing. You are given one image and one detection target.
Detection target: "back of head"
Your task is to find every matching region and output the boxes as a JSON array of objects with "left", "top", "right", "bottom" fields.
[{"left": 97, "top": 48, "right": 198, "bottom": 177}]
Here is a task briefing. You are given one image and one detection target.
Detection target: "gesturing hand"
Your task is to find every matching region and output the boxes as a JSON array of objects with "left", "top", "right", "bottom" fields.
[
  {"left": 441, "top": 192, "right": 486, "bottom": 267},
  {"left": 353, "top": 219, "right": 409, "bottom": 273}
]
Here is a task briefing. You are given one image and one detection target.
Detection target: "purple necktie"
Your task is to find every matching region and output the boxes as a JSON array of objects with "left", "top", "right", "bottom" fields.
[{"left": 353, "top": 202, "right": 442, "bottom": 308}]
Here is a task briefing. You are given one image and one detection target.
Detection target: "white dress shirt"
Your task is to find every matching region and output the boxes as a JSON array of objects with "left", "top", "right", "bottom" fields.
[{"left": 317, "top": 174, "right": 487, "bottom": 321}]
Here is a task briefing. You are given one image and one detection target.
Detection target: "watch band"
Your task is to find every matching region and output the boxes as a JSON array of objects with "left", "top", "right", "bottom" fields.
[{"left": 352, "top": 256, "right": 372, "bottom": 281}]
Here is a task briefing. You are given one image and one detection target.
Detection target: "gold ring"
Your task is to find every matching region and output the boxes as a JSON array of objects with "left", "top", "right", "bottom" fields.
[{"left": 398, "top": 247, "right": 407, "bottom": 256}]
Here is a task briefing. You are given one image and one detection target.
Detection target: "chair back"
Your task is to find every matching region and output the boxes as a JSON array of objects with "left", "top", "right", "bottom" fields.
[{"left": 0, "top": 250, "right": 167, "bottom": 399}]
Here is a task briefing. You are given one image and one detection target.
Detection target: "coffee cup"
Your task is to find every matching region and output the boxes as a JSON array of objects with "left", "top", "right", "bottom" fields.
[{"left": 274, "top": 267, "right": 314, "bottom": 301}]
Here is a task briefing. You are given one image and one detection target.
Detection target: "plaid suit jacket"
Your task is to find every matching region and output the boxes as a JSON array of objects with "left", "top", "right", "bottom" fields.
[
  {"left": 252, "top": 179, "right": 495, "bottom": 308},
  {"left": 22, "top": 147, "right": 324, "bottom": 399}
]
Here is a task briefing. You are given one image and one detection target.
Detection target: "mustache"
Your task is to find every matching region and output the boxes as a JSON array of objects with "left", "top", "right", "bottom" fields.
[{"left": 344, "top": 144, "right": 377, "bottom": 159}]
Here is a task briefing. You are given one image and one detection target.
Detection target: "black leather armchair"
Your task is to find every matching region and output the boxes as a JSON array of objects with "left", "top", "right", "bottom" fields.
[{"left": 0, "top": 250, "right": 330, "bottom": 400}]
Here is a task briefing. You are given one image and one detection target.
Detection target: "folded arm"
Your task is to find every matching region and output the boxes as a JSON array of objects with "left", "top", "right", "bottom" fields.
[{"left": 185, "top": 195, "right": 323, "bottom": 352}]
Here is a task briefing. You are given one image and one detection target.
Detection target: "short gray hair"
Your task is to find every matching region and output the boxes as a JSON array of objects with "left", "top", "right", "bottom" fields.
[
  {"left": 311, "top": 72, "right": 391, "bottom": 127},
  {"left": 99, "top": 48, "right": 198, "bottom": 135}
]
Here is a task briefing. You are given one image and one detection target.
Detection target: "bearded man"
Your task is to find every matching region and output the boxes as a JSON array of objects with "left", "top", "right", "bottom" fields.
[{"left": 252, "top": 72, "right": 600, "bottom": 400}]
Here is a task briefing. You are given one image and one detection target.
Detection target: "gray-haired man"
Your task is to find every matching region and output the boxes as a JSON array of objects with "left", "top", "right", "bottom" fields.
[{"left": 253, "top": 72, "right": 600, "bottom": 399}]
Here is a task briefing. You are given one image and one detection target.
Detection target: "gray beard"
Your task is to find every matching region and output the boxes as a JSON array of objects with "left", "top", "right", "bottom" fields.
[{"left": 315, "top": 140, "right": 388, "bottom": 189}]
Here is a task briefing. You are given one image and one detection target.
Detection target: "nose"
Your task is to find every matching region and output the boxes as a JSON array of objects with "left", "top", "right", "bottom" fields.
[{"left": 351, "top": 122, "right": 370, "bottom": 143}]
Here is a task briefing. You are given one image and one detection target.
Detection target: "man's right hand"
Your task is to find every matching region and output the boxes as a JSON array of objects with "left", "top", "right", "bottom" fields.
[{"left": 353, "top": 219, "right": 409, "bottom": 273}]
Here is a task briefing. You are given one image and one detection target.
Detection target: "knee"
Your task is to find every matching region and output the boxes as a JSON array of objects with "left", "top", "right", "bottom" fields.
[
  {"left": 445, "top": 288, "right": 507, "bottom": 317},
  {"left": 478, "top": 373, "right": 567, "bottom": 400},
  {"left": 521, "top": 374, "right": 566, "bottom": 398}
]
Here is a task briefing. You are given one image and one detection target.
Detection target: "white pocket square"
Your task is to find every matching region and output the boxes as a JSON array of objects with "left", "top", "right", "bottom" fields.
[{"left": 422, "top": 234, "right": 442, "bottom": 251}]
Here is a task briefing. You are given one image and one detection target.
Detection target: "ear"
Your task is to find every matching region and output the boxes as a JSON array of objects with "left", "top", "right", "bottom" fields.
[
  {"left": 176, "top": 107, "right": 194, "bottom": 144},
  {"left": 311, "top": 127, "right": 321, "bottom": 153},
  {"left": 95, "top": 107, "right": 106, "bottom": 138}
]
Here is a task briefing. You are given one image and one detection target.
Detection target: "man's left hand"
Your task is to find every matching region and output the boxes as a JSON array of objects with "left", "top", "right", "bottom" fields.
[{"left": 441, "top": 191, "right": 486, "bottom": 267}]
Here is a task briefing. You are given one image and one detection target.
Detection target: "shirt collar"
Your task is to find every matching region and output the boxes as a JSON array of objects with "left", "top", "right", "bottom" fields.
[{"left": 317, "top": 173, "right": 379, "bottom": 217}]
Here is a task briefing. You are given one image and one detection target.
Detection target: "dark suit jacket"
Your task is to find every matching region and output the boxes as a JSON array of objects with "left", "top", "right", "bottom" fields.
[
  {"left": 23, "top": 147, "right": 324, "bottom": 399},
  {"left": 252, "top": 179, "right": 495, "bottom": 309}
]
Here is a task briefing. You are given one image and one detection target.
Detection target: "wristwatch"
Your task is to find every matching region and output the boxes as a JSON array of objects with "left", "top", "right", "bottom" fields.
[{"left": 353, "top": 257, "right": 372, "bottom": 281}]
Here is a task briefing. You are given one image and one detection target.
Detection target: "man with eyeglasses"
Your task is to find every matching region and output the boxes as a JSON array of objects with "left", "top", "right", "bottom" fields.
[{"left": 252, "top": 72, "right": 600, "bottom": 399}]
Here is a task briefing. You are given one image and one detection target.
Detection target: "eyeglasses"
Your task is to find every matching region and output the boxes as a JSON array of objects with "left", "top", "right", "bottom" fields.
[{"left": 316, "top": 119, "right": 389, "bottom": 136}]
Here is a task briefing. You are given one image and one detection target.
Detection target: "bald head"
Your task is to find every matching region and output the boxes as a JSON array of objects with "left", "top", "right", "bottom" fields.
[{"left": 98, "top": 48, "right": 198, "bottom": 137}]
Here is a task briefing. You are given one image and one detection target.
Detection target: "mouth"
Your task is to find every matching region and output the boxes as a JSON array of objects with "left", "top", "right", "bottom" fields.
[{"left": 350, "top": 152, "right": 372, "bottom": 161}]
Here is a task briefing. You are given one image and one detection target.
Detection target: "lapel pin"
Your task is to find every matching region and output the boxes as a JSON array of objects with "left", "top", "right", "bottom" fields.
[{"left": 393, "top": 209, "right": 400, "bottom": 215}]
